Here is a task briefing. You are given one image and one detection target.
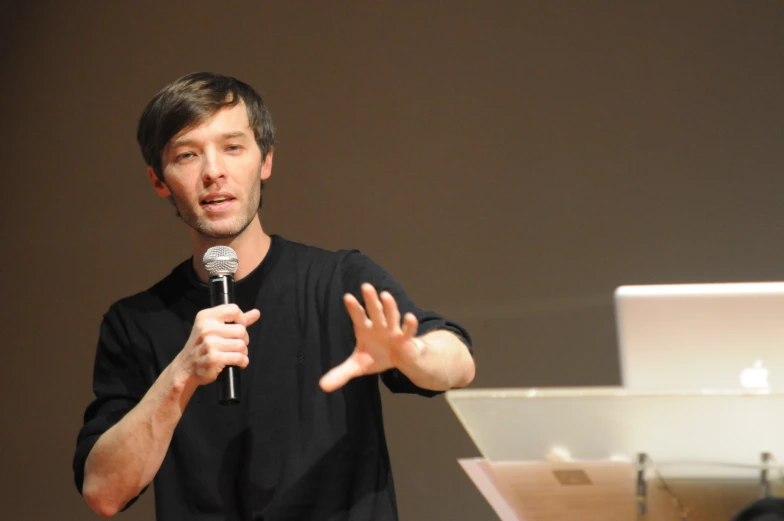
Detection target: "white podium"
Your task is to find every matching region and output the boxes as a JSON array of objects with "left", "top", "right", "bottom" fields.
[{"left": 446, "top": 387, "right": 784, "bottom": 521}]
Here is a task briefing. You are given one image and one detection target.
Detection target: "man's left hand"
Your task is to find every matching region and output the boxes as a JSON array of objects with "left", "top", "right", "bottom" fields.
[{"left": 320, "top": 283, "right": 422, "bottom": 392}]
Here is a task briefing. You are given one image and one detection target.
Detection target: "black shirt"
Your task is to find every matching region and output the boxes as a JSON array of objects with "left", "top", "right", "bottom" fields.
[{"left": 74, "top": 235, "right": 471, "bottom": 521}]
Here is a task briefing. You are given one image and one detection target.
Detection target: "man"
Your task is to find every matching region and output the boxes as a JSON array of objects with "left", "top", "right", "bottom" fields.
[{"left": 73, "top": 72, "right": 475, "bottom": 521}]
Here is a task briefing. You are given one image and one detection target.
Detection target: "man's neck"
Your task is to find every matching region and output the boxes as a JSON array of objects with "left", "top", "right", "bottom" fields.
[{"left": 191, "top": 217, "right": 271, "bottom": 283}]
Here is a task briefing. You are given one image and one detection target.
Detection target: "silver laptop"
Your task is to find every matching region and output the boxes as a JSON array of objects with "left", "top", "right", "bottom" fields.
[{"left": 615, "top": 282, "right": 784, "bottom": 391}]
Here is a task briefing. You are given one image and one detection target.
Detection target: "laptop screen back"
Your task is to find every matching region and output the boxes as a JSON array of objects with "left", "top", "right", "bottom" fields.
[{"left": 615, "top": 282, "right": 784, "bottom": 391}]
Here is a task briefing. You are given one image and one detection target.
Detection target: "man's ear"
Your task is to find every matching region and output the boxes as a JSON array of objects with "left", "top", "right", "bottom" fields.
[
  {"left": 261, "top": 148, "right": 274, "bottom": 181},
  {"left": 147, "top": 166, "right": 171, "bottom": 198}
]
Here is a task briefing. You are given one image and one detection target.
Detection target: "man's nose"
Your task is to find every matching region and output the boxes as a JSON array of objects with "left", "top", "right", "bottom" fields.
[{"left": 202, "top": 150, "right": 227, "bottom": 183}]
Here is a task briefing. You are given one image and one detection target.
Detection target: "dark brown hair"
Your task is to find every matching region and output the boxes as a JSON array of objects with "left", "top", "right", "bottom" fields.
[{"left": 137, "top": 72, "right": 275, "bottom": 181}]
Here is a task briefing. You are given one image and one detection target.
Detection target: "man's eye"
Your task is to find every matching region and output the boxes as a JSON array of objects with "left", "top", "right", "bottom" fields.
[
  {"left": 176, "top": 152, "right": 195, "bottom": 162},
  {"left": 227, "top": 145, "right": 243, "bottom": 152}
]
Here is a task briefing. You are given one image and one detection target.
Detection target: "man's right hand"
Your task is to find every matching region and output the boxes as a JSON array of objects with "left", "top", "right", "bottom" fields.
[
  {"left": 173, "top": 304, "right": 261, "bottom": 387},
  {"left": 83, "top": 307, "right": 261, "bottom": 517}
]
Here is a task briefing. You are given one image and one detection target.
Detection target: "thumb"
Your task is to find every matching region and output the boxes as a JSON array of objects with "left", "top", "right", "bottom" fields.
[
  {"left": 320, "top": 356, "right": 363, "bottom": 393},
  {"left": 241, "top": 309, "right": 261, "bottom": 326}
]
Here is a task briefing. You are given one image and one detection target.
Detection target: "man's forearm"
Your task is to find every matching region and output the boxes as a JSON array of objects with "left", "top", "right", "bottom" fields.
[
  {"left": 82, "top": 364, "right": 196, "bottom": 517},
  {"left": 399, "top": 330, "right": 475, "bottom": 391}
]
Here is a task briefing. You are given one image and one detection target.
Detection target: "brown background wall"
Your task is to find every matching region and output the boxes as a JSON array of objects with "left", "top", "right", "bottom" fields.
[{"left": 2, "top": 1, "right": 783, "bottom": 519}]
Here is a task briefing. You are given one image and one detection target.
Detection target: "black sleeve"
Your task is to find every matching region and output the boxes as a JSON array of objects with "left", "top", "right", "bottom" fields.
[
  {"left": 73, "top": 306, "right": 149, "bottom": 505},
  {"left": 339, "top": 251, "right": 473, "bottom": 397}
]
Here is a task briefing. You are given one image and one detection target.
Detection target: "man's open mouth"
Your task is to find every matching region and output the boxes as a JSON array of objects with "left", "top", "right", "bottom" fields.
[{"left": 201, "top": 195, "right": 235, "bottom": 206}]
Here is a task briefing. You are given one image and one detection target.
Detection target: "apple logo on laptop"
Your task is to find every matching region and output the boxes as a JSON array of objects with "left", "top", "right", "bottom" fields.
[{"left": 739, "top": 360, "right": 770, "bottom": 390}]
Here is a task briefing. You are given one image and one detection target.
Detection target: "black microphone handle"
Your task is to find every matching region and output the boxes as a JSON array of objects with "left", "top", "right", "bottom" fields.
[{"left": 208, "top": 275, "right": 240, "bottom": 405}]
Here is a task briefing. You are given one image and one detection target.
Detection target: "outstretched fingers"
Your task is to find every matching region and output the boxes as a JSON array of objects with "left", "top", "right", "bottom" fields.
[
  {"left": 345, "top": 285, "right": 418, "bottom": 338},
  {"left": 361, "top": 283, "right": 387, "bottom": 328}
]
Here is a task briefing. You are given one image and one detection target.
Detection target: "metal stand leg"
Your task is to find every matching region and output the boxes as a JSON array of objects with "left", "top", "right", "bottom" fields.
[
  {"left": 637, "top": 452, "right": 648, "bottom": 517},
  {"left": 761, "top": 452, "right": 772, "bottom": 498}
]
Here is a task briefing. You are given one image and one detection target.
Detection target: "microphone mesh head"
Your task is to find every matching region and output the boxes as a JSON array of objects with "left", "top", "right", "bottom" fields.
[{"left": 203, "top": 246, "right": 239, "bottom": 276}]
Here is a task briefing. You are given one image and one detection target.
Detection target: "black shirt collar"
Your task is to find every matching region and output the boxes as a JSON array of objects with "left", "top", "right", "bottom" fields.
[{"left": 181, "top": 234, "right": 283, "bottom": 306}]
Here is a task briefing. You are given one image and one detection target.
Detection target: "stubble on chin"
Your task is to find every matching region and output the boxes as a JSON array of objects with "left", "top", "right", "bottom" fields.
[
  {"left": 196, "top": 215, "right": 255, "bottom": 240},
  {"left": 169, "top": 195, "right": 259, "bottom": 240}
]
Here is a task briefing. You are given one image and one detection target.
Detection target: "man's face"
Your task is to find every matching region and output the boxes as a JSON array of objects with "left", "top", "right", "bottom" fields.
[{"left": 150, "top": 102, "right": 272, "bottom": 239}]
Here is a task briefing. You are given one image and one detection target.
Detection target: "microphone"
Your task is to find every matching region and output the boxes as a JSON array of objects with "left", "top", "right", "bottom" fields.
[{"left": 203, "top": 246, "right": 240, "bottom": 405}]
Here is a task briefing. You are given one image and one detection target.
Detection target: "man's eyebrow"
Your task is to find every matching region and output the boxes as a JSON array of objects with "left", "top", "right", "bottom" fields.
[
  {"left": 169, "top": 131, "right": 251, "bottom": 149},
  {"left": 221, "top": 131, "right": 250, "bottom": 140},
  {"left": 169, "top": 137, "right": 197, "bottom": 149}
]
